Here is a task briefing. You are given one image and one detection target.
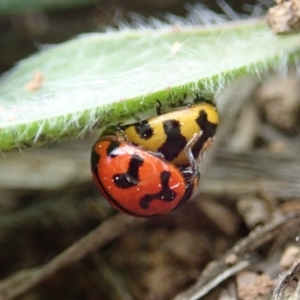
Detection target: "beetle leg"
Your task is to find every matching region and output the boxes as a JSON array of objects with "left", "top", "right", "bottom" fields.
[
  {"left": 156, "top": 99, "right": 162, "bottom": 115},
  {"left": 184, "top": 133, "right": 201, "bottom": 171}
]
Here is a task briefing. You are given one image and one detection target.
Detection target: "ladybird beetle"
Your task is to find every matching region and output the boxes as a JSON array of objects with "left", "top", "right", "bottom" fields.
[
  {"left": 118, "top": 102, "right": 219, "bottom": 167},
  {"left": 91, "top": 135, "right": 199, "bottom": 217}
]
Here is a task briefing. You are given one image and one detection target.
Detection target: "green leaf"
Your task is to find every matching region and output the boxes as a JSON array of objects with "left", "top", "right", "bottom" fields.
[{"left": 1, "top": 19, "right": 300, "bottom": 151}]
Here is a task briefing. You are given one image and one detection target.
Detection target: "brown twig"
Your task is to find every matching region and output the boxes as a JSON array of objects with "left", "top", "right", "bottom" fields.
[
  {"left": 273, "top": 256, "right": 300, "bottom": 300},
  {"left": 202, "top": 150, "right": 300, "bottom": 198},
  {"left": 0, "top": 214, "right": 145, "bottom": 300},
  {"left": 173, "top": 213, "right": 300, "bottom": 300}
]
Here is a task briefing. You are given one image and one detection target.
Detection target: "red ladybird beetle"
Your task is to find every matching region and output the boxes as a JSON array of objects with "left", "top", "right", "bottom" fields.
[{"left": 91, "top": 135, "right": 199, "bottom": 217}]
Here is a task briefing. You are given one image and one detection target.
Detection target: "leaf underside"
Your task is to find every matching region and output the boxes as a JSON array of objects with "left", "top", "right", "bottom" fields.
[{"left": 0, "top": 20, "right": 300, "bottom": 151}]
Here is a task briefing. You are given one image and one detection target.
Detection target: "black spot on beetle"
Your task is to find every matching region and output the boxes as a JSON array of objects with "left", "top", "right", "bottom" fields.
[
  {"left": 158, "top": 119, "right": 187, "bottom": 161},
  {"left": 139, "top": 171, "right": 176, "bottom": 209},
  {"left": 106, "top": 140, "right": 121, "bottom": 157},
  {"left": 134, "top": 120, "right": 154, "bottom": 140},
  {"left": 192, "top": 110, "right": 217, "bottom": 158},
  {"left": 113, "top": 154, "right": 144, "bottom": 188}
]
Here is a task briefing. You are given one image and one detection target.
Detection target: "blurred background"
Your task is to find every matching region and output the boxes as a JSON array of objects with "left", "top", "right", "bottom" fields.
[
  {"left": 2, "top": 1, "right": 300, "bottom": 300},
  {"left": 0, "top": 0, "right": 271, "bottom": 73}
]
